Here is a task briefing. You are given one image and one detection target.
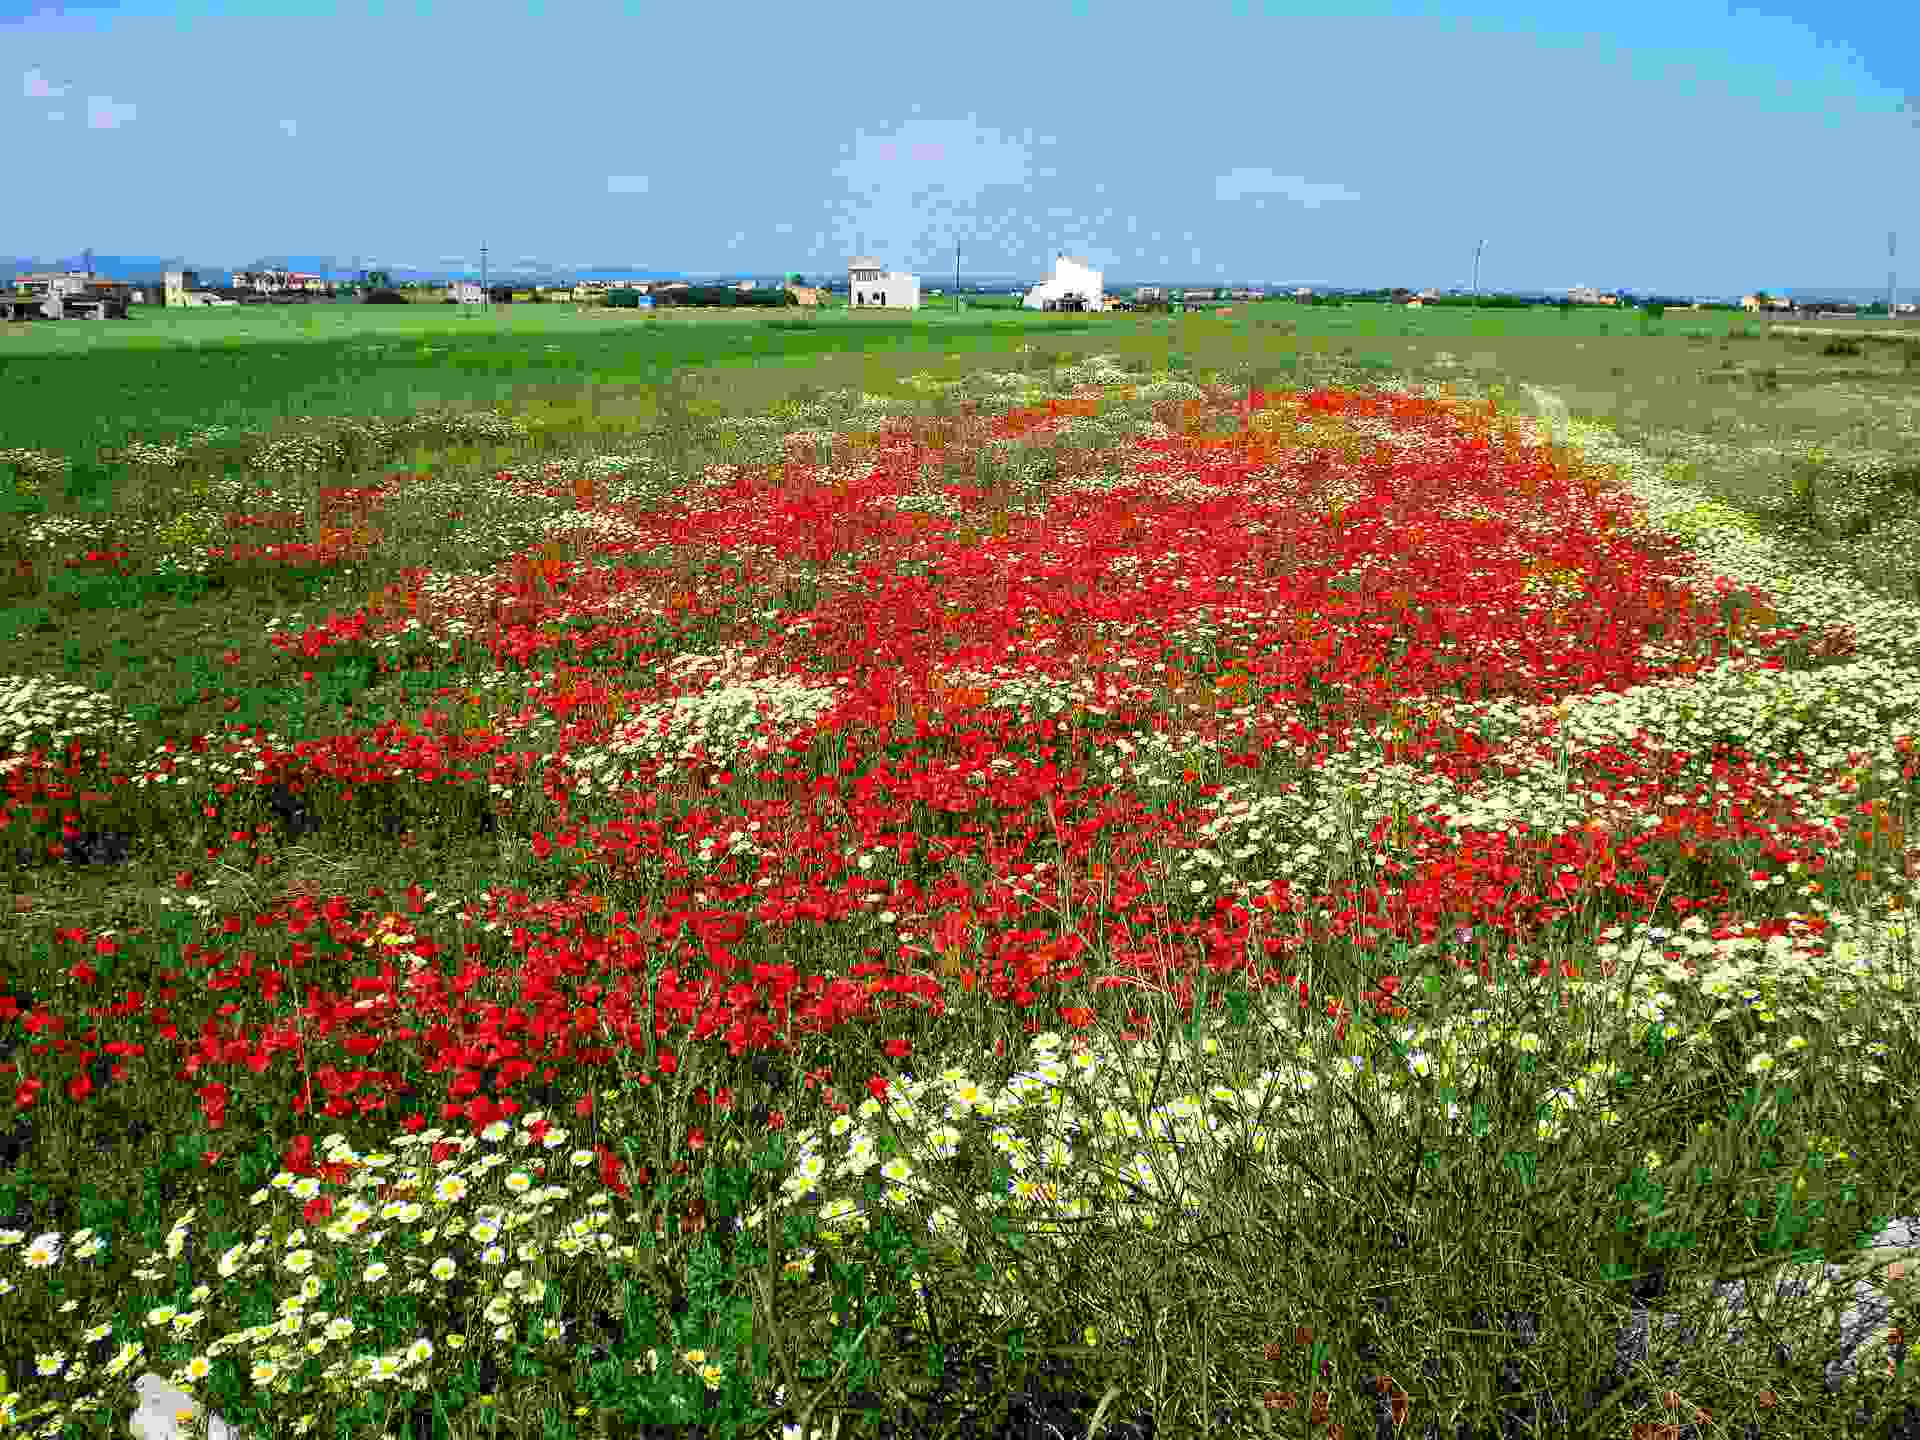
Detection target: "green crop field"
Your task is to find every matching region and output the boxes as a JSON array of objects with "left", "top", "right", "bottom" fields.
[{"left": 0, "top": 301, "right": 1142, "bottom": 467}]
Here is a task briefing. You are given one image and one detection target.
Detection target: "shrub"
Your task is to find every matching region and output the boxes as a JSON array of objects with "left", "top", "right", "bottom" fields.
[
  {"left": 365, "top": 289, "right": 408, "bottom": 306},
  {"left": 1822, "top": 338, "right": 1862, "bottom": 357}
]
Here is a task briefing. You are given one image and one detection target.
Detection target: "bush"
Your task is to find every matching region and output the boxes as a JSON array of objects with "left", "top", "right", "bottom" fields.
[
  {"left": 365, "top": 289, "right": 408, "bottom": 306},
  {"left": 1821, "top": 338, "right": 1862, "bottom": 357}
]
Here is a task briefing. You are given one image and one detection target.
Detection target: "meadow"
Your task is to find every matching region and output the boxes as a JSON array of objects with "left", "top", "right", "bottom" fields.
[
  {"left": 0, "top": 300, "right": 1120, "bottom": 473},
  {"left": 0, "top": 302, "right": 1916, "bottom": 1440}
]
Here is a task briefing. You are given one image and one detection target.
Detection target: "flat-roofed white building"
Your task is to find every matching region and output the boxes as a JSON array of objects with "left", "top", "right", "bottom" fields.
[{"left": 847, "top": 256, "right": 920, "bottom": 309}]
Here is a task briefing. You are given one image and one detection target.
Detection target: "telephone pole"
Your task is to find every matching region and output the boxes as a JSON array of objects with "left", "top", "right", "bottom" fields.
[
  {"left": 1889, "top": 230, "right": 1898, "bottom": 321},
  {"left": 954, "top": 238, "right": 960, "bottom": 313},
  {"left": 1472, "top": 238, "right": 1485, "bottom": 307},
  {"left": 480, "top": 243, "right": 488, "bottom": 314}
]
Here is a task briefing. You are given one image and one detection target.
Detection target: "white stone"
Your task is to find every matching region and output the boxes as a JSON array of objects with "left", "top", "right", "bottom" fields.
[{"left": 128, "top": 1373, "right": 252, "bottom": 1440}]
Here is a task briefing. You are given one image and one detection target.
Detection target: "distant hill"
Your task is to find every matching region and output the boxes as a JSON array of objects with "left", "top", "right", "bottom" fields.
[
  {"left": 0, "top": 254, "right": 698, "bottom": 287},
  {"left": 0, "top": 254, "right": 233, "bottom": 284}
]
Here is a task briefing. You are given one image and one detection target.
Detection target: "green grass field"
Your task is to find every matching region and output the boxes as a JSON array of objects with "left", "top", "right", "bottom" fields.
[
  {"left": 0, "top": 305, "right": 1918, "bottom": 1440},
  {"left": 0, "top": 301, "right": 1132, "bottom": 466}
]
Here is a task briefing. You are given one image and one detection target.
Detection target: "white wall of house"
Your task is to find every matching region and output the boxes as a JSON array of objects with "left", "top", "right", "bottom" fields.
[
  {"left": 1024, "top": 254, "right": 1105, "bottom": 311},
  {"left": 449, "top": 281, "right": 484, "bottom": 304},
  {"left": 846, "top": 257, "right": 920, "bottom": 309}
]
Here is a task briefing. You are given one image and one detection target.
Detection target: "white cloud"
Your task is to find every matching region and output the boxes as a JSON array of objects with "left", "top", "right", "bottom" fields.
[
  {"left": 46, "top": 110, "right": 64, "bottom": 123},
  {"left": 23, "top": 68, "right": 67, "bottom": 99},
  {"left": 606, "top": 174, "right": 649, "bottom": 194},
  {"left": 280, "top": 118, "right": 298, "bottom": 138},
  {"left": 86, "top": 94, "right": 135, "bottom": 130},
  {"left": 1214, "top": 167, "right": 1359, "bottom": 209}
]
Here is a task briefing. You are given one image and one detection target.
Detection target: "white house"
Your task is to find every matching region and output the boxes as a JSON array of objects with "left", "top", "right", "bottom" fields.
[
  {"left": 847, "top": 256, "right": 920, "bottom": 309},
  {"left": 17, "top": 270, "right": 93, "bottom": 300},
  {"left": 1024, "top": 254, "right": 1104, "bottom": 312},
  {"left": 449, "top": 281, "right": 484, "bottom": 304}
]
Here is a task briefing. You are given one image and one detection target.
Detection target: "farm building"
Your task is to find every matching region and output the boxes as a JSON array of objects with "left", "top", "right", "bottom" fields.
[
  {"left": 449, "top": 281, "right": 484, "bottom": 304},
  {"left": 4, "top": 270, "right": 130, "bottom": 320},
  {"left": 1025, "top": 254, "right": 1105, "bottom": 312},
  {"left": 846, "top": 257, "right": 920, "bottom": 309}
]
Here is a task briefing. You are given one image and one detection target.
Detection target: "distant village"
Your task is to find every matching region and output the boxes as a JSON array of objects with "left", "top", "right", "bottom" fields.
[{"left": 3, "top": 256, "right": 1914, "bottom": 323}]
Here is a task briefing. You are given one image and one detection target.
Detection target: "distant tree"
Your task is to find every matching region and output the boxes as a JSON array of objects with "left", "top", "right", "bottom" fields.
[{"left": 788, "top": 273, "right": 806, "bottom": 287}]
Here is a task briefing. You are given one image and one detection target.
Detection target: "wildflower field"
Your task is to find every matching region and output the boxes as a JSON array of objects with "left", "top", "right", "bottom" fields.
[{"left": 0, "top": 312, "right": 1918, "bottom": 1440}]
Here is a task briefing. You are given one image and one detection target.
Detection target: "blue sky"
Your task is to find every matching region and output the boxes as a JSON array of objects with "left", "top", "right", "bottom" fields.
[{"left": 7, "top": 0, "right": 1918, "bottom": 293}]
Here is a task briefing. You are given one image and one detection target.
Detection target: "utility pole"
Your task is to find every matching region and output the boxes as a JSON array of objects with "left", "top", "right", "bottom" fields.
[
  {"left": 1890, "top": 230, "right": 1898, "bottom": 322},
  {"left": 954, "top": 237, "right": 960, "bottom": 314},
  {"left": 1472, "top": 238, "right": 1485, "bottom": 307}
]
